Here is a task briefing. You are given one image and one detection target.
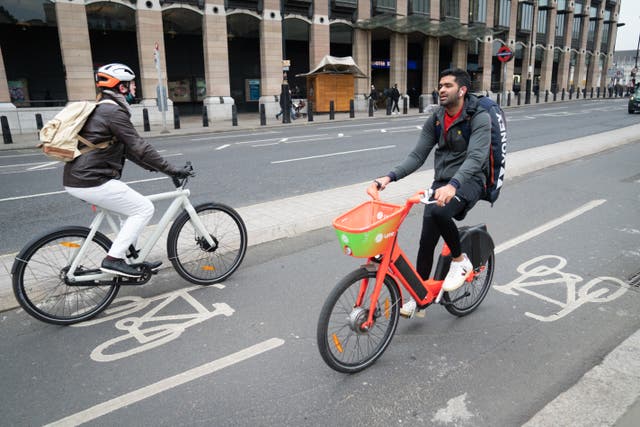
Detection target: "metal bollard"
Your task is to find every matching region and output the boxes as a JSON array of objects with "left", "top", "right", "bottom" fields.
[
  {"left": 497, "top": 93, "right": 501, "bottom": 106},
  {"left": 590, "top": 88, "right": 594, "bottom": 98},
  {"left": 402, "top": 97, "right": 407, "bottom": 115},
  {"left": 553, "top": 91, "right": 557, "bottom": 101},
  {"left": 536, "top": 91, "right": 540, "bottom": 103},
  {"left": 597, "top": 87, "right": 600, "bottom": 98},
  {"left": 232, "top": 104, "right": 238, "bottom": 126},
  {"left": 260, "top": 103, "right": 266, "bottom": 126},
  {"left": 507, "top": 92, "right": 511, "bottom": 107},
  {"left": 576, "top": 88, "right": 580, "bottom": 99},
  {"left": 202, "top": 105, "right": 208, "bottom": 127},
  {"left": 369, "top": 98, "right": 374, "bottom": 117},
  {"left": 419, "top": 96, "right": 424, "bottom": 114},
  {"left": 1, "top": 116, "right": 12, "bottom": 144},
  {"left": 386, "top": 98, "right": 391, "bottom": 115},
  {"left": 517, "top": 92, "right": 521, "bottom": 106},
  {"left": 143, "top": 108, "right": 150, "bottom": 132},
  {"left": 349, "top": 99, "right": 354, "bottom": 118},
  {"left": 329, "top": 100, "right": 335, "bottom": 120},
  {"left": 35, "top": 113, "right": 43, "bottom": 130},
  {"left": 307, "top": 101, "right": 314, "bottom": 122},
  {"left": 174, "top": 106, "right": 181, "bottom": 129},
  {"left": 562, "top": 88, "right": 565, "bottom": 101},
  {"left": 545, "top": 90, "right": 549, "bottom": 103}
]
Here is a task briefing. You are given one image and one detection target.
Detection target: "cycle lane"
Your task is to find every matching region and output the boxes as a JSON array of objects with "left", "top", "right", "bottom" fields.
[{"left": 0, "top": 138, "right": 639, "bottom": 425}]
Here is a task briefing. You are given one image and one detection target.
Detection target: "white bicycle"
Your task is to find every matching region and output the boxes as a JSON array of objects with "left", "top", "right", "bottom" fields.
[{"left": 12, "top": 162, "right": 247, "bottom": 325}]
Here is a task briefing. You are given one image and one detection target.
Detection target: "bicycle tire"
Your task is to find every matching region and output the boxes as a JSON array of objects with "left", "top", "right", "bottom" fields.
[
  {"left": 317, "top": 268, "right": 400, "bottom": 373},
  {"left": 167, "top": 203, "right": 247, "bottom": 285},
  {"left": 11, "top": 227, "right": 119, "bottom": 325},
  {"left": 443, "top": 252, "right": 494, "bottom": 317}
]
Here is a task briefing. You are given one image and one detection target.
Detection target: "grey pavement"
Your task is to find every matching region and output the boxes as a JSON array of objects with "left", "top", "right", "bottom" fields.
[{"left": 2, "top": 103, "right": 640, "bottom": 426}]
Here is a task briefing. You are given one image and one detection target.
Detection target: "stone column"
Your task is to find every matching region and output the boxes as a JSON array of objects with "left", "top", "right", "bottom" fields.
[
  {"left": 586, "top": 5, "right": 604, "bottom": 90},
  {"left": 260, "top": 2, "right": 284, "bottom": 115},
  {"left": 556, "top": 8, "right": 574, "bottom": 93},
  {"left": 479, "top": 0, "right": 495, "bottom": 92},
  {"left": 0, "top": 45, "right": 16, "bottom": 128},
  {"left": 310, "top": 0, "right": 329, "bottom": 69},
  {"left": 353, "top": 0, "right": 371, "bottom": 106},
  {"left": 452, "top": 40, "right": 467, "bottom": 70},
  {"left": 55, "top": 0, "right": 95, "bottom": 101},
  {"left": 520, "top": 1, "right": 538, "bottom": 95},
  {"left": 504, "top": 0, "right": 519, "bottom": 97},
  {"left": 203, "top": 1, "right": 233, "bottom": 119},
  {"left": 0, "top": 46, "right": 10, "bottom": 104},
  {"left": 390, "top": 33, "right": 407, "bottom": 94},
  {"left": 539, "top": 6, "right": 557, "bottom": 93},
  {"left": 574, "top": 0, "right": 592, "bottom": 90},
  {"left": 600, "top": 2, "right": 620, "bottom": 89},
  {"left": 135, "top": 1, "right": 171, "bottom": 125},
  {"left": 422, "top": 37, "right": 439, "bottom": 102}
]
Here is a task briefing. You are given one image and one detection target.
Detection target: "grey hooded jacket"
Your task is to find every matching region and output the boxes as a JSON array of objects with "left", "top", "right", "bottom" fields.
[{"left": 390, "top": 94, "right": 490, "bottom": 188}]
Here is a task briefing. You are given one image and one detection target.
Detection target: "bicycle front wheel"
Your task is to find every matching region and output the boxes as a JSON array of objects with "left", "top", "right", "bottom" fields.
[
  {"left": 11, "top": 227, "right": 119, "bottom": 325},
  {"left": 317, "top": 268, "right": 400, "bottom": 373},
  {"left": 443, "top": 252, "right": 494, "bottom": 316},
  {"left": 167, "top": 203, "right": 247, "bottom": 285}
]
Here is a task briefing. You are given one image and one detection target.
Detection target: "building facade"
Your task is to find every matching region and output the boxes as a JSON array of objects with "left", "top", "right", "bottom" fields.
[{"left": 0, "top": 0, "right": 623, "bottom": 129}]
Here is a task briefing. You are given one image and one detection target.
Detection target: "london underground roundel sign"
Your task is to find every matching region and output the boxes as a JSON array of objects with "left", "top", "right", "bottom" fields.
[{"left": 497, "top": 46, "right": 514, "bottom": 63}]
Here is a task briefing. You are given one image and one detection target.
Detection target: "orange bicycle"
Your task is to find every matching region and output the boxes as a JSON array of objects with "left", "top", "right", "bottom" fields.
[{"left": 316, "top": 187, "right": 495, "bottom": 373}]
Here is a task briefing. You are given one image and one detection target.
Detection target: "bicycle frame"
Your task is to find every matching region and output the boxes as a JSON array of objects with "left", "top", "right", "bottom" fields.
[
  {"left": 358, "top": 190, "right": 476, "bottom": 330},
  {"left": 65, "top": 187, "right": 214, "bottom": 283}
]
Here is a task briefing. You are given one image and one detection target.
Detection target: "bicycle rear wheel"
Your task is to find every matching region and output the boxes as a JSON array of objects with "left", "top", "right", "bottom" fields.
[
  {"left": 167, "top": 203, "right": 247, "bottom": 285},
  {"left": 317, "top": 268, "right": 400, "bottom": 373},
  {"left": 12, "top": 227, "right": 119, "bottom": 325},
  {"left": 443, "top": 252, "right": 494, "bottom": 316}
]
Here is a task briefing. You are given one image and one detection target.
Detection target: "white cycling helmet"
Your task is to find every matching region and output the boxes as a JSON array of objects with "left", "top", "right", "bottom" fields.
[{"left": 96, "top": 63, "right": 135, "bottom": 88}]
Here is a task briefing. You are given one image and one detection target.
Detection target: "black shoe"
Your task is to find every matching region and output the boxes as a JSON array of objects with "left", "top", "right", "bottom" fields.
[{"left": 101, "top": 258, "right": 142, "bottom": 278}]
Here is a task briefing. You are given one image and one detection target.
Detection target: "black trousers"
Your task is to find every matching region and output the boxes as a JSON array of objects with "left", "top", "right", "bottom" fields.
[{"left": 416, "top": 179, "right": 483, "bottom": 280}]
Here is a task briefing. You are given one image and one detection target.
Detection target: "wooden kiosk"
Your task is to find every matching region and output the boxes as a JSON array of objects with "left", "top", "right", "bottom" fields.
[{"left": 298, "top": 55, "right": 367, "bottom": 113}]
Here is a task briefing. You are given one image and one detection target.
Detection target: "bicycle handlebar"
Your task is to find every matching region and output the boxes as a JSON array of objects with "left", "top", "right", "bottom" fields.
[
  {"left": 172, "top": 161, "right": 195, "bottom": 188},
  {"left": 367, "top": 184, "right": 435, "bottom": 207}
]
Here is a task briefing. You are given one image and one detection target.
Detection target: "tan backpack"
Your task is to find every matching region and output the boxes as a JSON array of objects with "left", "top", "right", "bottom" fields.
[{"left": 38, "top": 99, "right": 117, "bottom": 162}]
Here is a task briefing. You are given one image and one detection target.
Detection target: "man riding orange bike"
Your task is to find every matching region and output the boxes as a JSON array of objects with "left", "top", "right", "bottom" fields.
[{"left": 371, "top": 68, "right": 491, "bottom": 318}]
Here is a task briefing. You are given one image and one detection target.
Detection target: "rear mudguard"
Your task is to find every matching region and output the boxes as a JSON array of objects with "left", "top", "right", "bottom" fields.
[{"left": 433, "top": 224, "right": 494, "bottom": 281}]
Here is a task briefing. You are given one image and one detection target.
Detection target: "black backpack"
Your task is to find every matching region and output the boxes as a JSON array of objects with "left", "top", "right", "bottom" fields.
[{"left": 434, "top": 96, "right": 507, "bottom": 205}]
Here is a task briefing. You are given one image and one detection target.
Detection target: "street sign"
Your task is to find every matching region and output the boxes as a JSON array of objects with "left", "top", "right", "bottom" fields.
[{"left": 497, "top": 46, "right": 514, "bottom": 63}]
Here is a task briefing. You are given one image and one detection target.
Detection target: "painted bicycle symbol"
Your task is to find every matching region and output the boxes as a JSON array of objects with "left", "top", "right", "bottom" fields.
[
  {"left": 73, "top": 285, "right": 234, "bottom": 362},
  {"left": 494, "top": 255, "right": 628, "bottom": 322}
]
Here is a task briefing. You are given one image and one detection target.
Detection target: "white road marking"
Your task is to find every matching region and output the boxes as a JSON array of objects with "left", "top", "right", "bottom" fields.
[
  {"left": 26, "top": 161, "right": 58, "bottom": 171},
  {"left": 216, "top": 144, "right": 230, "bottom": 150},
  {"left": 494, "top": 199, "right": 606, "bottom": 254},
  {"left": 0, "top": 177, "right": 169, "bottom": 203},
  {"left": 189, "top": 131, "right": 277, "bottom": 141},
  {"left": 271, "top": 145, "right": 396, "bottom": 164},
  {"left": 43, "top": 338, "right": 285, "bottom": 427},
  {"left": 317, "top": 122, "right": 389, "bottom": 130},
  {"left": 0, "top": 161, "right": 55, "bottom": 169}
]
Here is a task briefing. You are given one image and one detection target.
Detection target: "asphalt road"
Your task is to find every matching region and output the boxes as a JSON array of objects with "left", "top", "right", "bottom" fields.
[
  {"left": 0, "top": 97, "right": 635, "bottom": 253},
  {"left": 0, "top": 114, "right": 638, "bottom": 425}
]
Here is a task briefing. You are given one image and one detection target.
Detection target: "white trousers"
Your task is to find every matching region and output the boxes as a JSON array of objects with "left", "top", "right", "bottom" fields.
[{"left": 65, "top": 180, "right": 154, "bottom": 259}]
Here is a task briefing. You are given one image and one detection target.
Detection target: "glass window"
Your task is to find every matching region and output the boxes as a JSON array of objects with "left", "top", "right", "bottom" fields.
[
  {"left": 537, "top": 9, "right": 547, "bottom": 34},
  {"left": 518, "top": 3, "right": 533, "bottom": 31},
  {"left": 574, "top": 1, "right": 582, "bottom": 16},
  {"left": 601, "top": 22, "right": 609, "bottom": 45},
  {"left": 572, "top": 16, "right": 581, "bottom": 40},
  {"left": 440, "top": 0, "right": 460, "bottom": 19},
  {"left": 587, "top": 19, "right": 595, "bottom": 43},
  {"left": 410, "top": 0, "right": 430, "bottom": 15},
  {"left": 469, "top": 0, "right": 486, "bottom": 23},
  {"left": 589, "top": 6, "right": 597, "bottom": 19},
  {"left": 556, "top": 14, "right": 565, "bottom": 37},
  {"left": 495, "top": 0, "right": 511, "bottom": 27}
]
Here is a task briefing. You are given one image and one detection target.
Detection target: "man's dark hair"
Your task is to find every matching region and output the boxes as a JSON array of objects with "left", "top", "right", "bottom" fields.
[{"left": 440, "top": 68, "right": 472, "bottom": 95}]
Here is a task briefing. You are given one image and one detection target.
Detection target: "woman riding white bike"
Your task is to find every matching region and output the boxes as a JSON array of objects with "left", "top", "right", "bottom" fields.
[{"left": 63, "top": 63, "right": 191, "bottom": 278}]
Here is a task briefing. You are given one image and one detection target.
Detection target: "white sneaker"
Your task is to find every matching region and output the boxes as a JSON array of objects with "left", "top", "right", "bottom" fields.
[
  {"left": 400, "top": 299, "right": 417, "bottom": 318},
  {"left": 442, "top": 254, "right": 473, "bottom": 292}
]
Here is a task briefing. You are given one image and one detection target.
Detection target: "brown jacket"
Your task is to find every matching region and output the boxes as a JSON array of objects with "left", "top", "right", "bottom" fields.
[{"left": 63, "top": 91, "right": 175, "bottom": 188}]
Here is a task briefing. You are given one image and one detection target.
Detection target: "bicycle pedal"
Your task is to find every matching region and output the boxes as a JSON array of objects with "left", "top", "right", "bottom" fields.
[{"left": 415, "top": 309, "right": 426, "bottom": 318}]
